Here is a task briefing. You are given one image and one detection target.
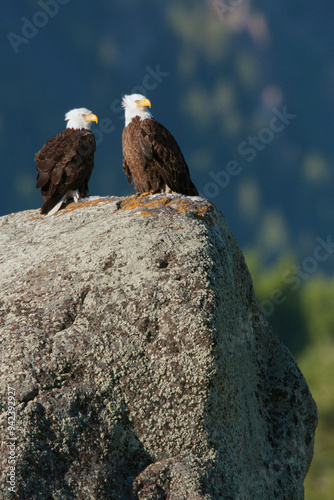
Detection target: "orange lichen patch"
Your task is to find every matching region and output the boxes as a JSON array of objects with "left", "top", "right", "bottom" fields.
[
  {"left": 28, "top": 195, "right": 217, "bottom": 227},
  {"left": 166, "top": 198, "right": 218, "bottom": 227},
  {"left": 57, "top": 198, "right": 106, "bottom": 215},
  {"left": 116, "top": 195, "right": 218, "bottom": 227},
  {"left": 168, "top": 199, "right": 195, "bottom": 214},
  {"left": 138, "top": 190, "right": 155, "bottom": 197},
  {"left": 29, "top": 198, "right": 112, "bottom": 221},
  {"left": 116, "top": 195, "right": 170, "bottom": 213},
  {"left": 139, "top": 210, "right": 155, "bottom": 217},
  {"left": 193, "top": 204, "right": 218, "bottom": 227}
]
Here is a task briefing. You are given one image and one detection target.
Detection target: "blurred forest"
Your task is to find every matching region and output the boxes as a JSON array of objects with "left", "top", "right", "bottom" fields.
[{"left": 1, "top": 1, "right": 334, "bottom": 497}]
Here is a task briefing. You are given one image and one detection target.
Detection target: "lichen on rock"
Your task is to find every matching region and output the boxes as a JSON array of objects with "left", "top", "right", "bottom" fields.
[{"left": 0, "top": 194, "right": 317, "bottom": 499}]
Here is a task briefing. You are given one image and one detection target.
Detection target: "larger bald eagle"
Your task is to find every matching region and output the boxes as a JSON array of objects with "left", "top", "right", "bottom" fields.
[
  {"left": 122, "top": 94, "right": 198, "bottom": 196},
  {"left": 35, "top": 108, "right": 98, "bottom": 215}
]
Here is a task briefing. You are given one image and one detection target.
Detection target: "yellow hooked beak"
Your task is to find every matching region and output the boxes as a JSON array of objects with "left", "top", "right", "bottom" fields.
[
  {"left": 84, "top": 113, "right": 98, "bottom": 124},
  {"left": 136, "top": 98, "right": 151, "bottom": 108}
]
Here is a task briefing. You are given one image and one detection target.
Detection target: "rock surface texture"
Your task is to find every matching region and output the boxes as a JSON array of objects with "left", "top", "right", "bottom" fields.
[{"left": 0, "top": 195, "right": 317, "bottom": 499}]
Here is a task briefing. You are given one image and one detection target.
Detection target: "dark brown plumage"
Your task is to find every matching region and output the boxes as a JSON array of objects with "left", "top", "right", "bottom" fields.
[
  {"left": 35, "top": 128, "right": 96, "bottom": 215},
  {"left": 122, "top": 116, "right": 199, "bottom": 196}
]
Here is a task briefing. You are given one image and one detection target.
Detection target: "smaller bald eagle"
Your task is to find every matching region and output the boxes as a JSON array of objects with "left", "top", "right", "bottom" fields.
[
  {"left": 122, "top": 94, "right": 198, "bottom": 196},
  {"left": 35, "top": 108, "right": 98, "bottom": 215}
]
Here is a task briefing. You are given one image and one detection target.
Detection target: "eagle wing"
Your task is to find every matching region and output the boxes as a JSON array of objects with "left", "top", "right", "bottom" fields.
[
  {"left": 139, "top": 119, "right": 198, "bottom": 195},
  {"left": 35, "top": 129, "right": 96, "bottom": 213}
]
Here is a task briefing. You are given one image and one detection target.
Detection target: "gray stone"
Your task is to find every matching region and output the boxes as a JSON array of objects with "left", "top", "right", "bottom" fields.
[{"left": 0, "top": 195, "right": 317, "bottom": 499}]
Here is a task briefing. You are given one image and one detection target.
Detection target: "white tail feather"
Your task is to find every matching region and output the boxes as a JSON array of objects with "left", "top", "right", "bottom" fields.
[{"left": 46, "top": 195, "right": 67, "bottom": 216}]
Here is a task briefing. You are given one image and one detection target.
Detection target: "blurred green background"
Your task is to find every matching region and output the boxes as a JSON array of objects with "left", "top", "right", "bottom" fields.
[{"left": 1, "top": 1, "right": 333, "bottom": 497}]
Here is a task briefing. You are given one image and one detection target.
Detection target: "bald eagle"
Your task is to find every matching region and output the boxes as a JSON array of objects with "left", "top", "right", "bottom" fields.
[
  {"left": 35, "top": 108, "right": 98, "bottom": 215},
  {"left": 122, "top": 94, "right": 198, "bottom": 196}
]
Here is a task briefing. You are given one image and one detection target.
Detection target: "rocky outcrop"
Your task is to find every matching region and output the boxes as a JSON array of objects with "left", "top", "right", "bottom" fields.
[{"left": 0, "top": 195, "right": 317, "bottom": 499}]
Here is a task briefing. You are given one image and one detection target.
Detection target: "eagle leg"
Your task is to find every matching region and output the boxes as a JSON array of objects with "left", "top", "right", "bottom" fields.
[{"left": 72, "top": 190, "right": 80, "bottom": 203}]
